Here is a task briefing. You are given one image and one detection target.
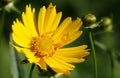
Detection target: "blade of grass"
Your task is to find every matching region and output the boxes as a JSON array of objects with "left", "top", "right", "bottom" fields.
[{"left": 10, "top": 34, "right": 27, "bottom": 78}]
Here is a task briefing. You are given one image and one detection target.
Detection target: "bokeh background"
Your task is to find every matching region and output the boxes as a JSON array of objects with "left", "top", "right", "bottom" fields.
[{"left": 0, "top": 0, "right": 120, "bottom": 78}]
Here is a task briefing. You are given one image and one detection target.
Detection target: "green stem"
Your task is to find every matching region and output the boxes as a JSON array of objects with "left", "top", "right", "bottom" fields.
[
  {"left": 29, "top": 64, "right": 35, "bottom": 78},
  {"left": 106, "top": 32, "right": 115, "bottom": 78},
  {"left": 89, "top": 31, "right": 98, "bottom": 78},
  {"left": 0, "top": 10, "right": 6, "bottom": 36}
]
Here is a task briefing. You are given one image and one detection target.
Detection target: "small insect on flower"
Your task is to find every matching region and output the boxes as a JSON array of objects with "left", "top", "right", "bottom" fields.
[{"left": 11, "top": 3, "right": 89, "bottom": 76}]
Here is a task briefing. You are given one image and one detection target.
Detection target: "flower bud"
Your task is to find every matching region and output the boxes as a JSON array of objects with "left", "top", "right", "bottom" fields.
[
  {"left": 101, "top": 17, "right": 113, "bottom": 32},
  {"left": 83, "top": 13, "right": 96, "bottom": 25},
  {"left": 4, "top": 1, "right": 14, "bottom": 12},
  {"left": 0, "top": 0, "right": 20, "bottom": 13},
  {"left": 101, "top": 17, "right": 112, "bottom": 27},
  {"left": 0, "top": 0, "right": 13, "bottom": 8}
]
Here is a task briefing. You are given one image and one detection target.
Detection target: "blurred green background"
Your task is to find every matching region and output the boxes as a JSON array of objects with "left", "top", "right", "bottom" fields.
[{"left": 0, "top": 0, "right": 120, "bottom": 78}]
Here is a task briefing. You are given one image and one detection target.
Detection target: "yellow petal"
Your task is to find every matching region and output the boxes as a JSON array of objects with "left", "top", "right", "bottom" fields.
[
  {"left": 45, "top": 57, "right": 74, "bottom": 71},
  {"left": 10, "top": 44, "right": 40, "bottom": 63},
  {"left": 66, "top": 31, "right": 83, "bottom": 45},
  {"left": 55, "top": 31, "right": 83, "bottom": 47},
  {"left": 57, "top": 51, "right": 89, "bottom": 58},
  {"left": 56, "top": 45, "right": 89, "bottom": 58},
  {"left": 50, "top": 12, "right": 62, "bottom": 32},
  {"left": 64, "top": 18, "right": 82, "bottom": 35},
  {"left": 51, "top": 18, "right": 83, "bottom": 46},
  {"left": 53, "top": 54, "right": 85, "bottom": 63},
  {"left": 38, "top": 6, "right": 46, "bottom": 35},
  {"left": 28, "top": 56, "right": 40, "bottom": 64},
  {"left": 12, "top": 19, "right": 31, "bottom": 48},
  {"left": 60, "top": 45, "right": 88, "bottom": 51},
  {"left": 52, "top": 68, "right": 70, "bottom": 76},
  {"left": 10, "top": 44, "right": 34, "bottom": 58},
  {"left": 52, "top": 17, "right": 72, "bottom": 41},
  {"left": 45, "top": 57, "right": 71, "bottom": 75},
  {"left": 22, "top": 4, "right": 38, "bottom": 37},
  {"left": 43, "top": 3, "right": 56, "bottom": 34},
  {"left": 37, "top": 58, "right": 47, "bottom": 70}
]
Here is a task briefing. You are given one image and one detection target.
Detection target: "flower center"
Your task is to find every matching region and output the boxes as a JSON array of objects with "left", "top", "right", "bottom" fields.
[{"left": 30, "top": 37, "right": 55, "bottom": 57}]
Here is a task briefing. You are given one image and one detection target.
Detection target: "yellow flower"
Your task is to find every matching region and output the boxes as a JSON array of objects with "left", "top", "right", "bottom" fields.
[{"left": 11, "top": 3, "right": 89, "bottom": 75}]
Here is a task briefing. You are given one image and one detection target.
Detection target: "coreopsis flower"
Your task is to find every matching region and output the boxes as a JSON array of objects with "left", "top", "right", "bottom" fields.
[{"left": 11, "top": 3, "right": 89, "bottom": 75}]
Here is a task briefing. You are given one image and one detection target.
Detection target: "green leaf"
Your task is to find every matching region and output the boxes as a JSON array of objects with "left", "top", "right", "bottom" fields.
[{"left": 10, "top": 34, "right": 27, "bottom": 78}]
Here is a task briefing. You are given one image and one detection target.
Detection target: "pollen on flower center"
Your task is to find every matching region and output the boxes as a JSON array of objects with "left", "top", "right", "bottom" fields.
[{"left": 30, "top": 37, "right": 55, "bottom": 57}]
